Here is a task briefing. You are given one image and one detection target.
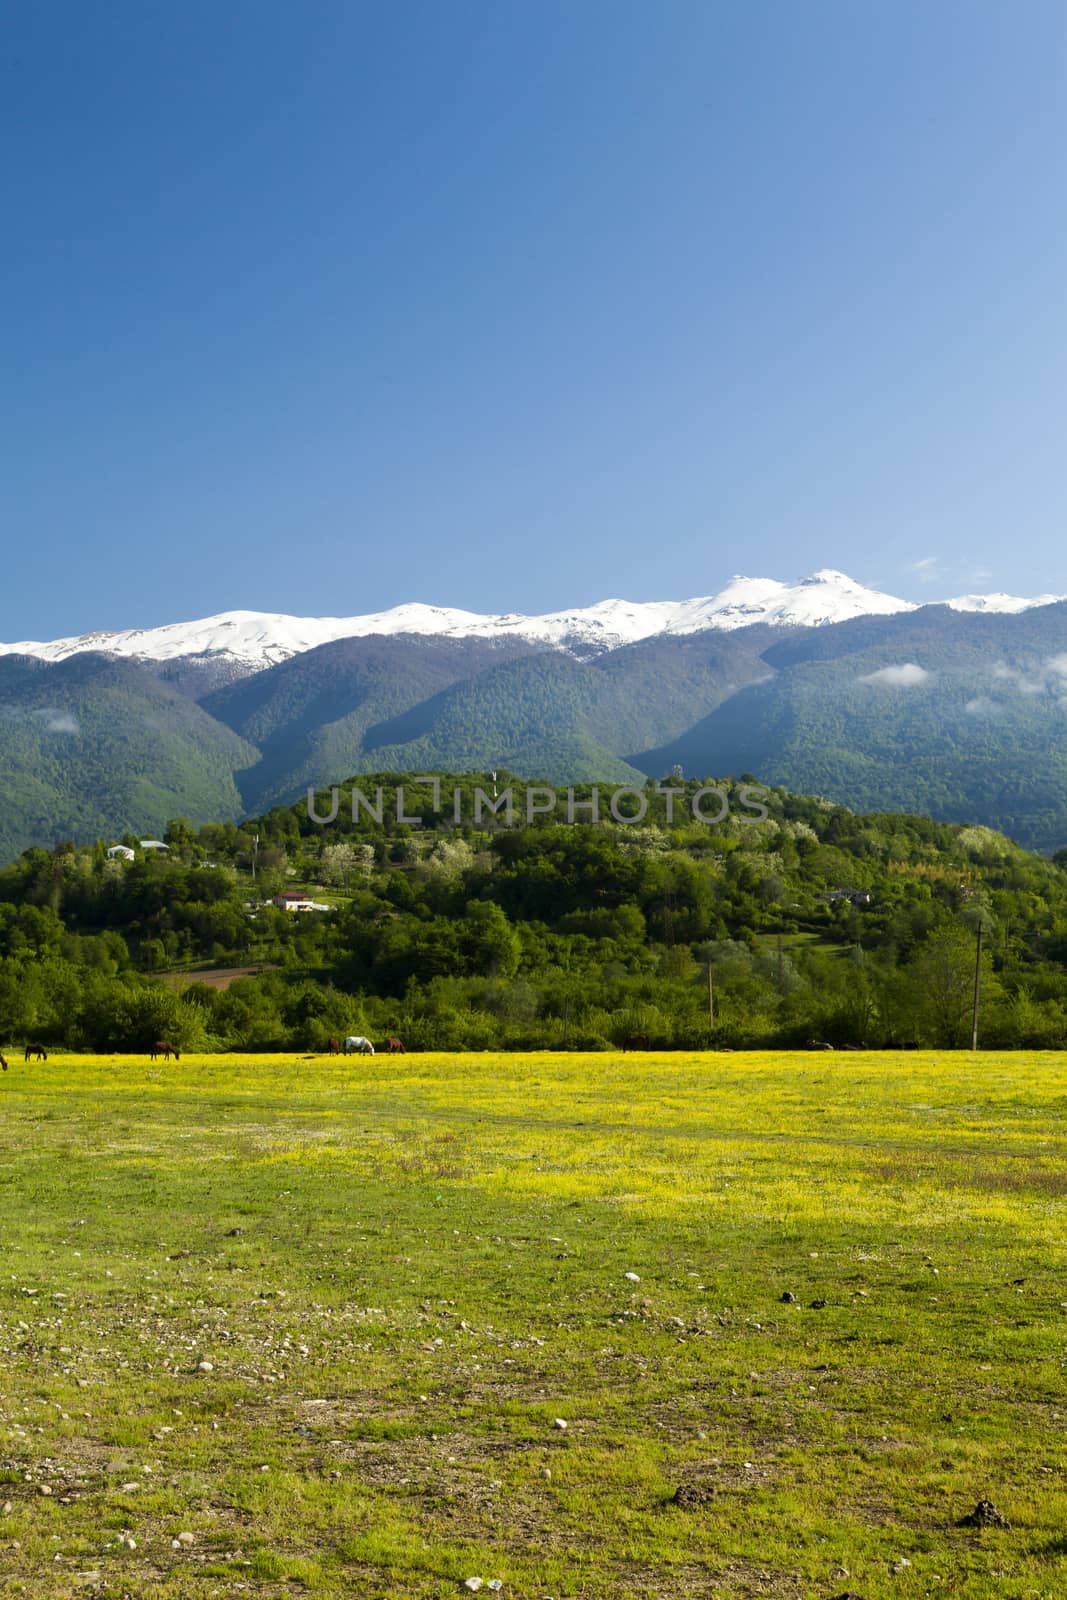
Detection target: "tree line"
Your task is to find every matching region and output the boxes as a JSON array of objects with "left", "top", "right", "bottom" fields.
[{"left": 2, "top": 773, "right": 1067, "bottom": 1052}]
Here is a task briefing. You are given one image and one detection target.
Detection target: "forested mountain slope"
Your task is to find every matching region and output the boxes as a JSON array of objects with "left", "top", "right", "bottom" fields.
[{"left": 2, "top": 601, "right": 1067, "bottom": 857}]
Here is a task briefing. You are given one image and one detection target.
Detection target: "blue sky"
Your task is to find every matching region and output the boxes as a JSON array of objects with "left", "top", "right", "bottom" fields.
[{"left": 4, "top": 0, "right": 1067, "bottom": 638}]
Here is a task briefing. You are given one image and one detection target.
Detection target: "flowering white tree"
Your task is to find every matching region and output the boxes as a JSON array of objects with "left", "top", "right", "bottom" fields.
[{"left": 321, "top": 842, "right": 374, "bottom": 888}]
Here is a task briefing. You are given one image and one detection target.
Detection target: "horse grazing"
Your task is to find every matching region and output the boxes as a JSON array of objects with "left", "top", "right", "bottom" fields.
[
  {"left": 24, "top": 1044, "right": 48, "bottom": 1062},
  {"left": 385, "top": 1037, "right": 406, "bottom": 1054},
  {"left": 150, "top": 1040, "right": 181, "bottom": 1061},
  {"left": 326, "top": 1037, "right": 341, "bottom": 1056},
  {"left": 0, "top": 1052, "right": 7, "bottom": 1072},
  {"left": 805, "top": 1039, "right": 835, "bottom": 1051},
  {"left": 622, "top": 1034, "right": 650, "bottom": 1052},
  {"left": 343, "top": 1035, "right": 375, "bottom": 1055}
]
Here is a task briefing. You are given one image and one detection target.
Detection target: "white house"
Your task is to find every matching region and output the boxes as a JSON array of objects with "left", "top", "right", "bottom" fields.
[
  {"left": 106, "top": 845, "right": 135, "bottom": 862},
  {"left": 273, "top": 891, "right": 332, "bottom": 913},
  {"left": 139, "top": 840, "right": 170, "bottom": 852}
]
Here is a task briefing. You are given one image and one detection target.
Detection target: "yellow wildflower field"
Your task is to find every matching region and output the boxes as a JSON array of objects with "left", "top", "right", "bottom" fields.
[{"left": 0, "top": 1049, "right": 1064, "bottom": 1596}]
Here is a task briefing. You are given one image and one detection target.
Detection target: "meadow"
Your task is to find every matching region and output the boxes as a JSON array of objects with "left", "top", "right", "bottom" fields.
[{"left": 1, "top": 1049, "right": 1065, "bottom": 1599}]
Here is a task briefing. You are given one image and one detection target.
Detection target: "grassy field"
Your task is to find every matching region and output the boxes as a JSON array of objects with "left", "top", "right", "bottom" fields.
[{"left": 1, "top": 1050, "right": 1066, "bottom": 1599}]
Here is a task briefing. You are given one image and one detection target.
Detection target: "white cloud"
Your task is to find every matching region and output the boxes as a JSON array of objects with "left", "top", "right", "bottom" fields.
[
  {"left": 39, "top": 711, "right": 80, "bottom": 735},
  {"left": 965, "top": 696, "right": 1000, "bottom": 717},
  {"left": 858, "top": 662, "right": 931, "bottom": 688},
  {"left": 0, "top": 705, "right": 81, "bottom": 734},
  {"left": 991, "top": 656, "right": 1067, "bottom": 699},
  {"left": 908, "top": 557, "right": 941, "bottom": 584}
]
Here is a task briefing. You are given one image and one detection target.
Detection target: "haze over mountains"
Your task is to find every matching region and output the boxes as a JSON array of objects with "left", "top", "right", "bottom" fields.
[{"left": 2, "top": 569, "right": 1066, "bottom": 861}]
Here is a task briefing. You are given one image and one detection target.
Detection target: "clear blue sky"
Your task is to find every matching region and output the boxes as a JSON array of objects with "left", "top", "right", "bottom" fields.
[{"left": 4, "top": 0, "right": 1067, "bottom": 638}]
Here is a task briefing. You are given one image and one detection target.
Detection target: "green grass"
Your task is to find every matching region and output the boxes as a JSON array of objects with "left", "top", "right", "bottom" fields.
[{"left": 1, "top": 1049, "right": 1066, "bottom": 1598}]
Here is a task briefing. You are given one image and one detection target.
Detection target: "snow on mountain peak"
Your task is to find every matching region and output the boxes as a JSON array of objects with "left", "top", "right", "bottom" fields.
[
  {"left": 663, "top": 569, "right": 915, "bottom": 634},
  {"left": 0, "top": 572, "right": 1061, "bottom": 677},
  {"left": 945, "top": 591, "right": 1067, "bottom": 615}
]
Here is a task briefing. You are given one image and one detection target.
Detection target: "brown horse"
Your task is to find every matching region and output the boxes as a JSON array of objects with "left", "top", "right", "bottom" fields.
[
  {"left": 326, "top": 1037, "right": 341, "bottom": 1055},
  {"left": 24, "top": 1044, "right": 48, "bottom": 1062},
  {"left": 150, "top": 1040, "right": 181, "bottom": 1061},
  {"left": 385, "top": 1037, "right": 406, "bottom": 1054},
  {"left": 622, "top": 1034, "right": 650, "bottom": 1052},
  {"left": 0, "top": 1052, "right": 7, "bottom": 1072}
]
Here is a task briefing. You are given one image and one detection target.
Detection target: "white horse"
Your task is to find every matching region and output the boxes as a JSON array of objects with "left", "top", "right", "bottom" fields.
[{"left": 343, "top": 1035, "right": 375, "bottom": 1055}]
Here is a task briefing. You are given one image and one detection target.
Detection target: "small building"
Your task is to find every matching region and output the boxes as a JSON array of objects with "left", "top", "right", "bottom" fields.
[
  {"left": 816, "top": 888, "right": 872, "bottom": 907},
  {"left": 273, "top": 892, "right": 331, "bottom": 913},
  {"left": 140, "top": 839, "right": 170, "bottom": 852},
  {"left": 106, "top": 845, "right": 135, "bottom": 862}
]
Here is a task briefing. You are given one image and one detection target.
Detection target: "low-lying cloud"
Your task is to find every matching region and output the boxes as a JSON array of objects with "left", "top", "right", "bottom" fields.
[
  {"left": 964, "top": 695, "right": 1001, "bottom": 718},
  {"left": 37, "top": 710, "right": 80, "bottom": 735},
  {"left": 0, "top": 705, "right": 81, "bottom": 735},
  {"left": 991, "top": 656, "right": 1067, "bottom": 700},
  {"left": 958, "top": 656, "right": 1067, "bottom": 717},
  {"left": 858, "top": 662, "right": 931, "bottom": 688}
]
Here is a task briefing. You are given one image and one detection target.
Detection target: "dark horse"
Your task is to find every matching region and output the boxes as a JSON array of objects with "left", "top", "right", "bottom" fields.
[
  {"left": 326, "top": 1037, "right": 341, "bottom": 1055},
  {"left": 24, "top": 1044, "right": 48, "bottom": 1062},
  {"left": 150, "top": 1040, "right": 181, "bottom": 1061},
  {"left": 622, "top": 1034, "right": 650, "bottom": 1052},
  {"left": 0, "top": 1051, "right": 7, "bottom": 1072},
  {"left": 385, "top": 1037, "right": 406, "bottom": 1053}
]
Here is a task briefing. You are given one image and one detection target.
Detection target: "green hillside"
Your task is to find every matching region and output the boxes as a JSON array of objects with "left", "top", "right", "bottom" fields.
[
  {"left": 3, "top": 602, "right": 1067, "bottom": 860},
  {"left": 4, "top": 771, "right": 1067, "bottom": 1053},
  {"left": 0, "top": 653, "right": 258, "bottom": 859},
  {"left": 205, "top": 634, "right": 539, "bottom": 812},
  {"left": 645, "top": 603, "right": 1067, "bottom": 852}
]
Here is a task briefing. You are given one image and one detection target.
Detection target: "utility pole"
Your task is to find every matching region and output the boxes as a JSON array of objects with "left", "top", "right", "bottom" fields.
[
  {"left": 251, "top": 833, "right": 259, "bottom": 881},
  {"left": 707, "top": 962, "right": 714, "bottom": 1031},
  {"left": 562, "top": 943, "right": 572, "bottom": 1048},
  {"left": 971, "top": 921, "right": 983, "bottom": 1051}
]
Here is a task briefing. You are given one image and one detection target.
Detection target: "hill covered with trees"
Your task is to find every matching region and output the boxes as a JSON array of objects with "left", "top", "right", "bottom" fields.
[
  {"left": 3, "top": 772, "right": 1067, "bottom": 1055},
  {"left": 3, "top": 600, "right": 1067, "bottom": 859}
]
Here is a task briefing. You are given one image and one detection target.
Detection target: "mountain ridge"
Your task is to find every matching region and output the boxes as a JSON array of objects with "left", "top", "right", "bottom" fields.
[
  {"left": 4, "top": 569, "right": 1064, "bottom": 680},
  {"left": 2, "top": 592, "right": 1067, "bottom": 859}
]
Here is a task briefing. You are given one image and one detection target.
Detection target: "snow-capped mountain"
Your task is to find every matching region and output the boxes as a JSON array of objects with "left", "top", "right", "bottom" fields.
[
  {"left": 944, "top": 591, "right": 1067, "bottom": 615},
  {"left": 1, "top": 569, "right": 1062, "bottom": 678},
  {"left": 659, "top": 570, "right": 916, "bottom": 633}
]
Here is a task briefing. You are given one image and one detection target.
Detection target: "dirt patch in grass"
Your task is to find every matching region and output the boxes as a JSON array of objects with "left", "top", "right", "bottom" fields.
[{"left": 157, "top": 966, "right": 276, "bottom": 992}]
